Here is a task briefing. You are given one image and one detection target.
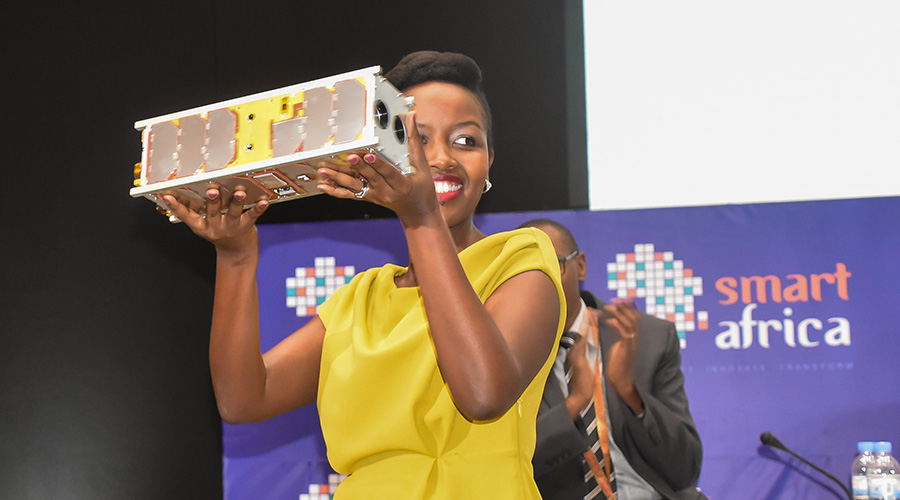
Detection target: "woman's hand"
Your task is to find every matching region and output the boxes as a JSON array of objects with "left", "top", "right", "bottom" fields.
[
  {"left": 316, "top": 112, "right": 440, "bottom": 223},
  {"left": 162, "top": 184, "right": 269, "bottom": 260}
]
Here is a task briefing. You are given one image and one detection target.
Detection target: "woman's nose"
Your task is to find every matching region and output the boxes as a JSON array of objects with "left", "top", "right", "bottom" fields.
[{"left": 427, "top": 142, "right": 456, "bottom": 169}]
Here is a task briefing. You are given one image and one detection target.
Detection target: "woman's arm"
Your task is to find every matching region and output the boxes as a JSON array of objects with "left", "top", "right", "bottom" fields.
[
  {"left": 164, "top": 187, "right": 324, "bottom": 424},
  {"left": 317, "top": 114, "right": 561, "bottom": 421},
  {"left": 406, "top": 223, "right": 560, "bottom": 421}
]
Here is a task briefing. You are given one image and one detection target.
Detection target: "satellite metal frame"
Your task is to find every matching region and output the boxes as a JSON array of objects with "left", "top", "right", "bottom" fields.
[{"left": 131, "top": 66, "right": 414, "bottom": 222}]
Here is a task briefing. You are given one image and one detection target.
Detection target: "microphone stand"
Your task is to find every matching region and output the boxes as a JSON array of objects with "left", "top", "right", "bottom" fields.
[{"left": 760, "top": 432, "right": 852, "bottom": 500}]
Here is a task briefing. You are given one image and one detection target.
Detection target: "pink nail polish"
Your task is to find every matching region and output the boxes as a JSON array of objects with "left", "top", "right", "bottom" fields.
[
  {"left": 207, "top": 191, "right": 218, "bottom": 200},
  {"left": 348, "top": 156, "right": 359, "bottom": 165},
  {"left": 234, "top": 193, "right": 245, "bottom": 202},
  {"left": 364, "top": 154, "right": 376, "bottom": 163}
]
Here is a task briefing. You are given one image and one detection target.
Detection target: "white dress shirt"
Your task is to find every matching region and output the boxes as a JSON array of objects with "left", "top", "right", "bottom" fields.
[{"left": 551, "top": 299, "right": 662, "bottom": 500}]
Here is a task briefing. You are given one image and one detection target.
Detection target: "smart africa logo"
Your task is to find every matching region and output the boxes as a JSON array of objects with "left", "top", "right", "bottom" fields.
[
  {"left": 712, "top": 263, "right": 851, "bottom": 350},
  {"left": 607, "top": 243, "right": 854, "bottom": 351},
  {"left": 606, "top": 244, "right": 709, "bottom": 348},
  {"left": 285, "top": 257, "right": 357, "bottom": 317}
]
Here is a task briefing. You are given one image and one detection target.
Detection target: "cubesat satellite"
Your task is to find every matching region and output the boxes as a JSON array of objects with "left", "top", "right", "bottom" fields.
[{"left": 130, "top": 66, "right": 413, "bottom": 221}]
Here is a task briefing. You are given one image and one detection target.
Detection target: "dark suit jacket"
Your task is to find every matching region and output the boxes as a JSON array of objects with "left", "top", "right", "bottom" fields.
[{"left": 532, "top": 291, "right": 707, "bottom": 500}]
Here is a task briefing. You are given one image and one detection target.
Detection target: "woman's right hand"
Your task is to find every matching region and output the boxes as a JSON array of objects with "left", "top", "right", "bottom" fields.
[
  {"left": 315, "top": 112, "right": 441, "bottom": 224},
  {"left": 162, "top": 184, "right": 269, "bottom": 260}
]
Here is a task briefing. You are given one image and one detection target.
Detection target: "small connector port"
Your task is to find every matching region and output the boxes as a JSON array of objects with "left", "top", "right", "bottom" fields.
[{"left": 273, "top": 186, "right": 297, "bottom": 197}]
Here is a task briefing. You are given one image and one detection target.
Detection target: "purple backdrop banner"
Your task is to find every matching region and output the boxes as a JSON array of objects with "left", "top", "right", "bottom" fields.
[{"left": 224, "top": 196, "right": 900, "bottom": 499}]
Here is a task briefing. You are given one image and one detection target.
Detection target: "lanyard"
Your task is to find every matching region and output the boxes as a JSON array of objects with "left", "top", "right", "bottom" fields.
[{"left": 584, "top": 311, "right": 616, "bottom": 499}]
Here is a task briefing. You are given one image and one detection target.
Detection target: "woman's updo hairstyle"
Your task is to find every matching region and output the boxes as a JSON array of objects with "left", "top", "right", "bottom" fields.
[{"left": 385, "top": 51, "right": 494, "bottom": 153}]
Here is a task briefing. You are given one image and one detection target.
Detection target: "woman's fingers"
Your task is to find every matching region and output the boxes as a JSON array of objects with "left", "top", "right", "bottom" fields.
[
  {"left": 162, "top": 184, "right": 268, "bottom": 237},
  {"left": 210, "top": 185, "right": 269, "bottom": 227},
  {"left": 243, "top": 198, "right": 270, "bottom": 223},
  {"left": 351, "top": 112, "right": 423, "bottom": 192},
  {"left": 224, "top": 186, "right": 249, "bottom": 221},
  {"left": 205, "top": 186, "right": 224, "bottom": 218},
  {"left": 162, "top": 190, "right": 211, "bottom": 230},
  {"left": 162, "top": 193, "right": 196, "bottom": 224},
  {"left": 317, "top": 151, "right": 398, "bottom": 200},
  {"left": 405, "top": 111, "right": 427, "bottom": 175},
  {"left": 314, "top": 118, "right": 435, "bottom": 216},
  {"left": 317, "top": 158, "right": 371, "bottom": 200}
]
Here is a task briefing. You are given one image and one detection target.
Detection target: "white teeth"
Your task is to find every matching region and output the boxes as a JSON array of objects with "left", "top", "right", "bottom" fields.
[{"left": 434, "top": 180, "right": 462, "bottom": 194}]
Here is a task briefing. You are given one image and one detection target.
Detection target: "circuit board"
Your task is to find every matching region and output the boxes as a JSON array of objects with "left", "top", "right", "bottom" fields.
[{"left": 130, "top": 66, "right": 413, "bottom": 221}]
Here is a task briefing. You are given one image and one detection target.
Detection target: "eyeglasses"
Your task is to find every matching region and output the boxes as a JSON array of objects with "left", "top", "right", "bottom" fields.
[{"left": 557, "top": 249, "right": 580, "bottom": 274}]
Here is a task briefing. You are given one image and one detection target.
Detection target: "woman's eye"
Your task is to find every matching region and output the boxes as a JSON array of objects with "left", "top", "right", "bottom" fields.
[{"left": 453, "top": 136, "right": 477, "bottom": 148}]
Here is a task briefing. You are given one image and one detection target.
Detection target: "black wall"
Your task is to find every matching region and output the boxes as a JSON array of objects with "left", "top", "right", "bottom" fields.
[{"left": 2, "top": 2, "right": 585, "bottom": 498}]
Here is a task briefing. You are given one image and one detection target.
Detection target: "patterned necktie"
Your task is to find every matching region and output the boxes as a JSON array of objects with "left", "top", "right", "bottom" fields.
[{"left": 561, "top": 330, "right": 617, "bottom": 500}]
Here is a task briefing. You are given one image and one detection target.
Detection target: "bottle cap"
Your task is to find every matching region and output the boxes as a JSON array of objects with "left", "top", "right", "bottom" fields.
[
  {"left": 858, "top": 441, "right": 875, "bottom": 453},
  {"left": 873, "top": 441, "right": 893, "bottom": 453}
]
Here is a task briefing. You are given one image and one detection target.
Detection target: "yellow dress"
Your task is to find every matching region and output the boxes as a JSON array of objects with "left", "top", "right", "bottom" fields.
[{"left": 316, "top": 228, "right": 565, "bottom": 499}]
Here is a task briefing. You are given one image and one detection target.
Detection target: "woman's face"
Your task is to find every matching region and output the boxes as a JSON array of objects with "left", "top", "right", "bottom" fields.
[{"left": 403, "top": 81, "right": 493, "bottom": 230}]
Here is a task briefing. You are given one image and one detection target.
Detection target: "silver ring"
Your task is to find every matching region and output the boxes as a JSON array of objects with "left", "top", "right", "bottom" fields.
[{"left": 354, "top": 177, "right": 369, "bottom": 199}]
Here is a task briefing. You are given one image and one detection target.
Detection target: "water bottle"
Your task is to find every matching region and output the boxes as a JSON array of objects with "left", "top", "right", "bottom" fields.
[
  {"left": 867, "top": 441, "right": 900, "bottom": 500},
  {"left": 853, "top": 441, "right": 876, "bottom": 499}
]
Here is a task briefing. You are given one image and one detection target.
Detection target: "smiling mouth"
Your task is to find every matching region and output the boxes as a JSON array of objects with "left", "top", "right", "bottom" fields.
[{"left": 434, "top": 177, "right": 463, "bottom": 202}]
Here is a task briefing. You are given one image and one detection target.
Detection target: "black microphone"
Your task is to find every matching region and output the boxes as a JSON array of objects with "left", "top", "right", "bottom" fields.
[{"left": 759, "top": 431, "right": 852, "bottom": 500}]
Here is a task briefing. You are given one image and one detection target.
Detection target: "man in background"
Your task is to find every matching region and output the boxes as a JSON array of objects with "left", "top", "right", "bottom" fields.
[{"left": 521, "top": 219, "right": 707, "bottom": 500}]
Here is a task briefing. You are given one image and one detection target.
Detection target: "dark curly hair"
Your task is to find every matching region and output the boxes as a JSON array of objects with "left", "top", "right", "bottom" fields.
[{"left": 385, "top": 51, "right": 494, "bottom": 153}]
